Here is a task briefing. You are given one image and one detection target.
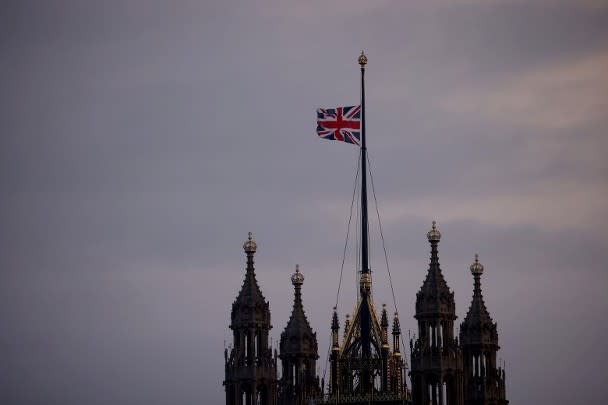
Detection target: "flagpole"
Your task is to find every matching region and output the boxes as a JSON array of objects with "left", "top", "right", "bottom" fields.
[{"left": 358, "top": 51, "right": 372, "bottom": 364}]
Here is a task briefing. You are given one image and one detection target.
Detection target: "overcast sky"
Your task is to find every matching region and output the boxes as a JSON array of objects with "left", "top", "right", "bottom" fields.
[{"left": 2, "top": 1, "right": 608, "bottom": 404}]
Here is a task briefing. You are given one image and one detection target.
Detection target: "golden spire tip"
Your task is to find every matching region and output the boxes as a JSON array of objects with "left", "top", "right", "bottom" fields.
[{"left": 358, "top": 51, "right": 368, "bottom": 67}]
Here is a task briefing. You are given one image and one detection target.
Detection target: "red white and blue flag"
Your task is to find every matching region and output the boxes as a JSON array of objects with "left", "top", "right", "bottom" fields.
[{"left": 316, "top": 105, "right": 361, "bottom": 146}]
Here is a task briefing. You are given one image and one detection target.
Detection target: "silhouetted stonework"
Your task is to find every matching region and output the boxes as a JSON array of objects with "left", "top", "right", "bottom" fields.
[
  {"left": 460, "top": 255, "right": 508, "bottom": 405},
  {"left": 410, "top": 222, "right": 464, "bottom": 405},
  {"left": 278, "top": 265, "right": 321, "bottom": 405},
  {"left": 224, "top": 233, "right": 277, "bottom": 405},
  {"left": 224, "top": 226, "right": 508, "bottom": 405}
]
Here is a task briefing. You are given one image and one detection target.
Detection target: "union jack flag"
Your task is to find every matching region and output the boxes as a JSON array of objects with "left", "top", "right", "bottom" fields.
[{"left": 316, "top": 105, "right": 361, "bottom": 146}]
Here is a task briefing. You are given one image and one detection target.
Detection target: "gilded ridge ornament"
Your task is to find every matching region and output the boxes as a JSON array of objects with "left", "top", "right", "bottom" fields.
[
  {"left": 243, "top": 231, "right": 257, "bottom": 253},
  {"left": 470, "top": 253, "right": 484, "bottom": 275},
  {"left": 291, "top": 264, "right": 304, "bottom": 286},
  {"left": 427, "top": 220, "right": 442, "bottom": 242},
  {"left": 358, "top": 51, "right": 368, "bottom": 67}
]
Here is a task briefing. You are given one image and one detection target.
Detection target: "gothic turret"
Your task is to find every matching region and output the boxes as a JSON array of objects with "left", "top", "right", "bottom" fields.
[
  {"left": 460, "top": 255, "right": 508, "bottom": 405},
  {"left": 279, "top": 265, "right": 320, "bottom": 405},
  {"left": 415, "top": 221, "right": 455, "bottom": 317},
  {"left": 411, "top": 221, "right": 464, "bottom": 405},
  {"left": 224, "top": 233, "right": 277, "bottom": 405}
]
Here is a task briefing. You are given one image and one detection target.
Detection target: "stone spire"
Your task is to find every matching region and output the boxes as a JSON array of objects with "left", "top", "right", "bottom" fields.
[
  {"left": 461, "top": 254, "right": 494, "bottom": 335},
  {"left": 416, "top": 221, "right": 456, "bottom": 317},
  {"left": 460, "top": 254, "right": 508, "bottom": 405},
  {"left": 231, "top": 232, "right": 270, "bottom": 328},
  {"left": 411, "top": 221, "right": 463, "bottom": 405},
  {"left": 225, "top": 233, "right": 277, "bottom": 405},
  {"left": 280, "top": 265, "right": 317, "bottom": 356},
  {"left": 279, "top": 265, "right": 320, "bottom": 405}
]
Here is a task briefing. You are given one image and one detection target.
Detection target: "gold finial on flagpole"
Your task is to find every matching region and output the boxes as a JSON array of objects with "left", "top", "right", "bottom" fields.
[{"left": 358, "top": 51, "right": 368, "bottom": 67}]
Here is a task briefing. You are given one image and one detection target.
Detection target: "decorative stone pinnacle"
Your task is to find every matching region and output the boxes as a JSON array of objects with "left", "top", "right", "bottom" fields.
[
  {"left": 392, "top": 312, "right": 401, "bottom": 334},
  {"left": 381, "top": 304, "right": 389, "bottom": 328},
  {"left": 427, "top": 220, "right": 442, "bottom": 242},
  {"left": 358, "top": 51, "right": 368, "bottom": 67},
  {"left": 470, "top": 253, "right": 484, "bottom": 275},
  {"left": 243, "top": 232, "right": 257, "bottom": 253},
  {"left": 331, "top": 307, "right": 339, "bottom": 330},
  {"left": 291, "top": 264, "right": 304, "bottom": 286}
]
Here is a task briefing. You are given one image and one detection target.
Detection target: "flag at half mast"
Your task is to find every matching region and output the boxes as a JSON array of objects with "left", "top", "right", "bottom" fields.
[{"left": 316, "top": 105, "right": 361, "bottom": 146}]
